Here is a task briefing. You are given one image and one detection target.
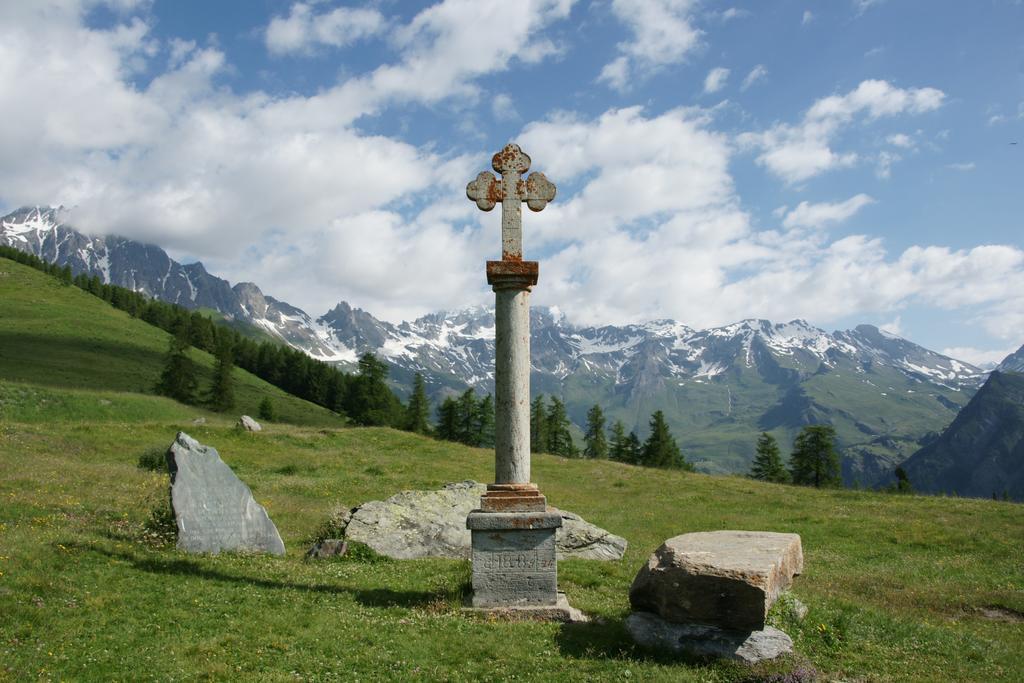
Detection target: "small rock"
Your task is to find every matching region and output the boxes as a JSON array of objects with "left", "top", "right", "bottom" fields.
[
  {"left": 630, "top": 530, "right": 803, "bottom": 631},
  {"left": 306, "top": 539, "right": 348, "bottom": 559},
  {"left": 238, "top": 415, "right": 261, "bottom": 432},
  {"left": 626, "top": 611, "right": 793, "bottom": 664},
  {"left": 192, "top": 417, "right": 206, "bottom": 426}
]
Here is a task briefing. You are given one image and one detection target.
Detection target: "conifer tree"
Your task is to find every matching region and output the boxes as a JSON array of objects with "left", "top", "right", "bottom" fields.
[
  {"left": 345, "top": 353, "right": 402, "bottom": 426},
  {"left": 641, "top": 410, "right": 691, "bottom": 469},
  {"left": 894, "top": 466, "right": 913, "bottom": 494},
  {"left": 405, "top": 373, "right": 430, "bottom": 434},
  {"left": 583, "top": 404, "right": 608, "bottom": 459},
  {"left": 749, "top": 432, "right": 788, "bottom": 483},
  {"left": 608, "top": 420, "right": 628, "bottom": 462},
  {"left": 456, "top": 388, "right": 479, "bottom": 445},
  {"left": 436, "top": 396, "right": 459, "bottom": 441},
  {"left": 475, "top": 394, "right": 495, "bottom": 448},
  {"left": 258, "top": 397, "right": 276, "bottom": 421},
  {"left": 207, "top": 336, "right": 235, "bottom": 412},
  {"left": 789, "top": 425, "right": 841, "bottom": 488},
  {"left": 625, "top": 431, "right": 642, "bottom": 464},
  {"left": 530, "top": 394, "right": 548, "bottom": 453},
  {"left": 156, "top": 327, "right": 198, "bottom": 404},
  {"left": 546, "top": 396, "right": 576, "bottom": 457}
]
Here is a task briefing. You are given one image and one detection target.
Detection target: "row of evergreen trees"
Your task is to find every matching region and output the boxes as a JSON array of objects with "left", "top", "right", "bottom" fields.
[
  {"left": 1, "top": 244, "right": 407, "bottom": 426},
  {"left": 435, "top": 388, "right": 495, "bottom": 447},
  {"left": 749, "top": 426, "right": 921, "bottom": 493},
  {"left": 748, "top": 426, "right": 844, "bottom": 488}
]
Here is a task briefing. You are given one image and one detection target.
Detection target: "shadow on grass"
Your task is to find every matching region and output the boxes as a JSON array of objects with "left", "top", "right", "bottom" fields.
[
  {"left": 555, "top": 618, "right": 719, "bottom": 668},
  {"left": 0, "top": 332, "right": 165, "bottom": 391},
  {"left": 65, "top": 540, "right": 441, "bottom": 608}
]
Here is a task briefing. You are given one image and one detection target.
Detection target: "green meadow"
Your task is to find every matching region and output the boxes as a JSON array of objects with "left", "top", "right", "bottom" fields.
[{"left": 1, "top": 255, "right": 1023, "bottom": 681}]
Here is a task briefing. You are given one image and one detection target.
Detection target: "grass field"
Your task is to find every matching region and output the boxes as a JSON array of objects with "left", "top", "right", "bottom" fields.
[
  {"left": 1, "top": 387, "right": 1022, "bottom": 681},
  {"left": 1, "top": 254, "right": 1023, "bottom": 681}
]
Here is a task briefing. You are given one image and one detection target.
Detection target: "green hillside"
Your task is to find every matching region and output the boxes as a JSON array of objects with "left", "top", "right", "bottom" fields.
[
  {"left": 2, "top": 254, "right": 1022, "bottom": 680},
  {"left": 0, "top": 257, "right": 341, "bottom": 427}
]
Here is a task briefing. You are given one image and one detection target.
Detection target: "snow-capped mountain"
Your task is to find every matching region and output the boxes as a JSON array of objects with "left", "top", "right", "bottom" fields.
[
  {"left": 1, "top": 207, "right": 338, "bottom": 358},
  {"left": 2, "top": 207, "right": 244, "bottom": 316},
  {"left": 2, "top": 206, "right": 987, "bottom": 483},
  {"left": 996, "top": 344, "right": 1024, "bottom": 374}
]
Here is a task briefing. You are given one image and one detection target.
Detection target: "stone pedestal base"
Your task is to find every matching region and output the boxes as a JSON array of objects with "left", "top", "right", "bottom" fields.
[
  {"left": 462, "top": 592, "right": 587, "bottom": 623},
  {"left": 479, "top": 483, "right": 547, "bottom": 512},
  {"left": 467, "top": 510, "right": 562, "bottom": 608}
]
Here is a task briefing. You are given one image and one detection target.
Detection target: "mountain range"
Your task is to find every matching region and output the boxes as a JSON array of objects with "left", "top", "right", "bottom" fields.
[{"left": 5, "top": 206, "right": 1018, "bottom": 486}]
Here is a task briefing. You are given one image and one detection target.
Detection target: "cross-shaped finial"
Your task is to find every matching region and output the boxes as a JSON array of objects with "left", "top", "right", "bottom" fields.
[{"left": 467, "top": 143, "right": 556, "bottom": 261}]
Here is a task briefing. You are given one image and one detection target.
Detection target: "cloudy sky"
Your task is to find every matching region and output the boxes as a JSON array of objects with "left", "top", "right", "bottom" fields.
[{"left": 1, "top": 0, "right": 1022, "bottom": 365}]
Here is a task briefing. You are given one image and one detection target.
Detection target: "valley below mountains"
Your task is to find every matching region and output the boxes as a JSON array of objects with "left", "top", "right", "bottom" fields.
[{"left": 5, "top": 206, "right": 1013, "bottom": 489}]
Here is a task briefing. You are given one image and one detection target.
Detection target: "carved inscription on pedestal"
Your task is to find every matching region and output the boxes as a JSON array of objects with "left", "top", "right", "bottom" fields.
[{"left": 470, "top": 526, "right": 558, "bottom": 607}]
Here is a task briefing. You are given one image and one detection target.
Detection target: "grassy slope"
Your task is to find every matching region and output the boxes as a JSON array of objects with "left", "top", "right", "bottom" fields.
[
  {"left": 0, "top": 257, "right": 341, "bottom": 427},
  {"left": 1, "top": 255, "right": 1022, "bottom": 680},
  {"left": 0, "top": 408, "right": 1021, "bottom": 681}
]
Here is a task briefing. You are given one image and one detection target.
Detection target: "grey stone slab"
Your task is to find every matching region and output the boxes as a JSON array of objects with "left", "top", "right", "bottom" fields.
[
  {"left": 629, "top": 530, "right": 802, "bottom": 631},
  {"left": 626, "top": 611, "right": 793, "bottom": 664},
  {"left": 340, "top": 482, "right": 626, "bottom": 561},
  {"left": 166, "top": 432, "right": 284, "bottom": 555}
]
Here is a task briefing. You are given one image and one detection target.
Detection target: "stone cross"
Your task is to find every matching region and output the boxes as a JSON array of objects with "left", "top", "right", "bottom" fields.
[
  {"left": 467, "top": 144, "right": 556, "bottom": 261},
  {"left": 464, "top": 144, "right": 574, "bottom": 617}
]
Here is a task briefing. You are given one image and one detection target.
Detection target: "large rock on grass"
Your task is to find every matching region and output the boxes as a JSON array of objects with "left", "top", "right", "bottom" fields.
[
  {"left": 340, "top": 481, "right": 626, "bottom": 561},
  {"left": 167, "top": 432, "right": 284, "bottom": 555},
  {"left": 630, "top": 530, "right": 802, "bottom": 631}
]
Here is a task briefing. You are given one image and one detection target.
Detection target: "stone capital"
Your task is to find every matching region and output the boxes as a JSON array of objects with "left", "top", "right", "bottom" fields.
[{"left": 486, "top": 260, "right": 538, "bottom": 289}]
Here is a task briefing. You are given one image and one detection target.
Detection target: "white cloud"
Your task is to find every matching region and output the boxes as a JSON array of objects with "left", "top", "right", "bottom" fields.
[
  {"left": 491, "top": 93, "right": 519, "bottom": 121},
  {"left": 941, "top": 346, "right": 1018, "bottom": 368},
  {"left": 719, "top": 8, "right": 749, "bottom": 21},
  {"left": 739, "top": 79, "right": 944, "bottom": 184},
  {"left": 879, "top": 315, "right": 902, "bottom": 336},
  {"left": 988, "top": 114, "right": 1007, "bottom": 126},
  {"left": 876, "top": 150, "right": 900, "bottom": 179},
  {"left": 265, "top": 2, "right": 385, "bottom": 55},
  {"left": 946, "top": 162, "right": 976, "bottom": 171},
  {"left": 886, "top": 133, "right": 914, "bottom": 148},
  {"left": 704, "top": 67, "right": 730, "bottom": 94},
  {"left": 801, "top": 10, "right": 813, "bottom": 25},
  {"left": 0, "top": 0, "right": 576, "bottom": 320},
  {"left": 2, "top": 0, "right": 1022, "bottom": 346},
  {"left": 782, "top": 194, "right": 875, "bottom": 230},
  {"left": 517, "top": 107, "right": 1024, "bottom": 337},
  {"left": 740, "top": 64, "right": 768, "bottom": 91},
  {"left": 854, "top": 0, "right": 885, "bottom": 15},
  {"left": 598, "top": 0, "right": 701, "bottom": 91}
]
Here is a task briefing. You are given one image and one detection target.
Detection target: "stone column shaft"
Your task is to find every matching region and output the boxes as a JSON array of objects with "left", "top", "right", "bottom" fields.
[{"left": 493, "top": 283, "right": 531, "bottom": 484}]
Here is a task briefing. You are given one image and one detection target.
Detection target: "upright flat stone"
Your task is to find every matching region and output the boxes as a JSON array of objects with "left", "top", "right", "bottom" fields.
[
  {"left": 630, "top": 531, "right": 802, "bottom": 631},
  {"left": 166, "top": 432, "right": 285, "bottom": 555}
]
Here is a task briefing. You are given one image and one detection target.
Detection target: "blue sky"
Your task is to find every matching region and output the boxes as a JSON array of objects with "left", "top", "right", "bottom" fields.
[{"left": 0, "top": 0, "right": 1021, "bottom": 365}]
